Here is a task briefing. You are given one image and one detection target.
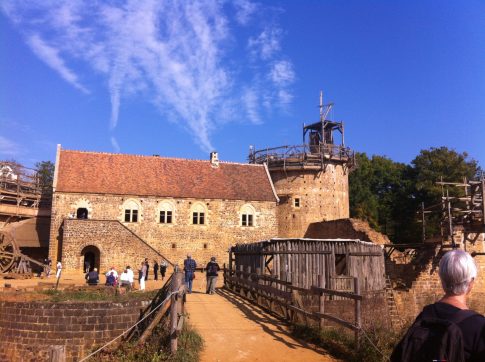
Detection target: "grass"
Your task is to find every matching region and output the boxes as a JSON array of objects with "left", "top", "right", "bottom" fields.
[
  {"left": 91, "top": 318, "right": 204, "bottom": 362},
  {"left": 290, "top": 323, "right": 405, "bottom": 362},
  {"left": 41, "top": 288, "right": 159, "bottom": 302}
]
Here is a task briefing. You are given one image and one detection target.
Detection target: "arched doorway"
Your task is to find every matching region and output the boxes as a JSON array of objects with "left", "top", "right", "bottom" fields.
[
  {"left": 81, "top": 245, "right": 100, "bottom": 272},
  {"left": 77, "top": 208, "right": 88, "bottom": 219}
]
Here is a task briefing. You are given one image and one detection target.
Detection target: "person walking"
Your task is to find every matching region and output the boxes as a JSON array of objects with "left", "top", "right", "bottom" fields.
[
  {"left": 139, "top": 262, "right": 147, "bottom": 291},
  {"left": 205, "top": 257, "right": 220, "bottom": 295},
  {"left": 391, "top": 249, "right": 485, "bottom": 362},
  {"left": 153, "top": 260, "right": 159, "bottom": 281},
  {"left": 144, "top": 258, "right": 150, "bottom": 281},
  {"left": 183, "top": 254, "right": 196, "bottom": 293},
  {"left": 160, "top": 260, "right": 167, "bottom": 280}
]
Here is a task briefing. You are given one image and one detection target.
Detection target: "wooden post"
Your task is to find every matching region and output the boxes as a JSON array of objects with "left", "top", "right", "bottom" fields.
[
  {"left": 354, "top": 277, "right": 361, "bottom": 348},
  {"left": 318, "top": 274, "right": 325, "bottom": 329},
  {"left": 256, "top": 267, "right": 261, "bottom": 306},
  {"left": 49, "top": 345, "right": 65, "bottom": 362},
  {"left": 170, "top": 265, "right": 180, "bottom": 353},
  {"left": 229, "top": 248, "right": 233, "bottom": 274},
  {"left": 223, "top": 263, "right": 226, "bottom": 287},
  {"left": 239, "top": 265, "right": 244, "bottom": 297}
]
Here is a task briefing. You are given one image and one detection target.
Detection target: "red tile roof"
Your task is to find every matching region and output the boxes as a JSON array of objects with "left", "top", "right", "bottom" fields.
[{"left": 55, "top": 150, "right": 277, "bottom": 202}]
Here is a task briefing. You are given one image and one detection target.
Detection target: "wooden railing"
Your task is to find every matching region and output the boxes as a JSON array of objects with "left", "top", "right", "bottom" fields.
[
  {"left": 126, "top": 267, "right": 186, "bottom": 353},
  {"left": 223, "top": 265, "right": 362, "bottom": 346}
]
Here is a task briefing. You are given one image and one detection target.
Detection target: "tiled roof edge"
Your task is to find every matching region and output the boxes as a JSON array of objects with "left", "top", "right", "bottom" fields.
[{"left": 60, "top": 149, "right": 263, "bottom": 167}]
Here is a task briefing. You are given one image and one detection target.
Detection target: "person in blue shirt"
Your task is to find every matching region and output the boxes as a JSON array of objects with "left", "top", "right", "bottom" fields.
[{"left": 183, "top": 253, "right": 197, "bottom": 293}]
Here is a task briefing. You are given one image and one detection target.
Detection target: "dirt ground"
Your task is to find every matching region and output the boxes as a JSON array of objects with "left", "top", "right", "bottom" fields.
[
  {"left": 0, "top": 270, "right": 166, "bottom": 301},
  {"left": 186, "top": 277, "right": 337, "bottom": 362},
  {"left": 1, "top": 271, "right": 336, "bottom": 361}
]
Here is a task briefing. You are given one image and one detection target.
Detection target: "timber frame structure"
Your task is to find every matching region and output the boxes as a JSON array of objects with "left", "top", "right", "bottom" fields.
[{"left": 249, "top": 92, "right": 355, "bottom": 171}]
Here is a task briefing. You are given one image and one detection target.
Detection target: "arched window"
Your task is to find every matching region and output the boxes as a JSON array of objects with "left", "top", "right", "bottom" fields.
[
  {"left": 240, "top": 204, "right": 255, "bottom": 227},
  {"left": 76, "top": 208, "right": 88, "bottom": 219},
  {"left": 191, "top": 203, "right": 206, "bottom": 225},
  {"left": 123, "top": 199, "right": 140, "bottom": 223},
  {"left": 158, "top": 201, "right": 174, "bottom": 224}
]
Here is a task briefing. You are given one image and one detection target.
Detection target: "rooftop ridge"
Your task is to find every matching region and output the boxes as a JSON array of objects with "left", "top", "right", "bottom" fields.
[{"left": 60, "top": 149, "right": 263, "bottom": 167}]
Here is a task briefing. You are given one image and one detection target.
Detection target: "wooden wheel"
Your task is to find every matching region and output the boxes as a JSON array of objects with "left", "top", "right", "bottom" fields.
[{"left": 0, "top": 231, "right": 19, "bottom": 273}]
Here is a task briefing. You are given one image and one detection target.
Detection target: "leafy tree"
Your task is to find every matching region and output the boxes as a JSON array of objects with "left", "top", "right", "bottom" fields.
[
  {"left": 349, "top": 147, "right": 480, "bottom": 244},
  {"left": 35, "top": 161, "right": 55, "bottom": 193}
]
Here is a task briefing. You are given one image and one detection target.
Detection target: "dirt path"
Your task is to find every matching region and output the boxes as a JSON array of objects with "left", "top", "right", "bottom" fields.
[{"left": 186, "top": 280, "right": 336, "bottom": 362}]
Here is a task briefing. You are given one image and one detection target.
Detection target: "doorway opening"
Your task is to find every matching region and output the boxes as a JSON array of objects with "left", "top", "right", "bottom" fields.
[{"left": 81, "top": 245, "right": 100, "bottom": 272}]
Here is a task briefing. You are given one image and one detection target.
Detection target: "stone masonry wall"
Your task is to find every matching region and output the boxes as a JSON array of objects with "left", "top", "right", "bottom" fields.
[
  {"left": 0, "top": 299, "right": 150, "bottom": 362},
  {"left": 62, "top": 219, "right": 172, "bottom": 272},
  {"left": 50, "top": 193, "right": 278, "bottom": 270},
  {"left": 390, "top": 233, "right": 485, "bottom": 324},
  {"left": 271, "top": 164, "right": 349, "bottom": 238},
  {"left": 304, "top": 218, "right": 391, "bottom": 245}
]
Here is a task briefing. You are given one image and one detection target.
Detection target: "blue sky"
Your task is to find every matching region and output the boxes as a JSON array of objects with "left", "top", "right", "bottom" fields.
[{"left": 1, "top": 0, "right": 484, "bottom": 169}]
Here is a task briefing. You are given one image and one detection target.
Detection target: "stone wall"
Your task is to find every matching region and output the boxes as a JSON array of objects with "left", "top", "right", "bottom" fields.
[
  {"left": 270, "top": 164, "right": 349, "bottom": 238},
  {"left": 50, "top": 192, "right": 278, "bottom": 270},
  {"left": 304, "top": 218, "right": 391, "bottom": 245},
  {"left": 388, "top": 233, "right": 485, "bottom": 324},
  {"left": 62, "top": 219, "right": 172, "bottom": 272},
  {"left": 0, "top": 299, "right": 151, "bottom": 362}
]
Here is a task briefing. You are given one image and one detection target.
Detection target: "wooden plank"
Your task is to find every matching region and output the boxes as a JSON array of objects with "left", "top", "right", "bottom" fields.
[
  {"left": 311, "top": 286, "right": 363, "bottom": 300},
  {"left": 348, "top": 252, "right": 382, "bottom": 257},
  {"left": 233, "top": 251, "right": 332, "bottom": 255}
]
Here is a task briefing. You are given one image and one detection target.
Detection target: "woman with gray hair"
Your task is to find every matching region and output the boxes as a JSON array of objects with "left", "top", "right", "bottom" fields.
[{"left": 391, "top": 250, "right": 485, "bottom": 362}]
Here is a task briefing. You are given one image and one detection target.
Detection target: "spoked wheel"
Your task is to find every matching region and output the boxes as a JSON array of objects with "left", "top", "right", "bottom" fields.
[{"left": 0, "top": 231, "right": 19, "bottom": 273}]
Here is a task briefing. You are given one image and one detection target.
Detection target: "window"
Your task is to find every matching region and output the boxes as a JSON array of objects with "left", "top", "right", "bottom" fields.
[
  {"left": 193, "top": 211, "right": 205, "bottom": 225},
  {"left": 157, "top": 201, "right": 174, "bottom": 224},
  {"left": 335, "top": 254, "right": 347, "bottom": 276},
  {"left": 242, "top": 213, "right": 253, "bottom": 227},
  {"left": 191, "top": 203, "right": 207, "bottom": 225},
  {"left": 160, "top": 210, "right": 173, "bottom": 224},
  {"left": 294, "top": 198, "right": 301, "bottom": 208},
  {"left": 122, "top": 199, "right": 140, "bottom": 223},
  {"left": 77, "top": 208, "right": 88, "bottom": 219},
  {"left": 240, "top": 204, "right": 255, "bottom": 227}
]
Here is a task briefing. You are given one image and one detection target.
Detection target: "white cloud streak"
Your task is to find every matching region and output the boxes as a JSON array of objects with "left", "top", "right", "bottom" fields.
[
  {"left": 2, "top": 0, "right": 295, "bottom": 152},
  {"left": 0, "top": 136, "right": 21, "bottom": 156},
  {"left": 110, "top": 137, "right": 121, "bottom": 153},
  {"left": 27, "top": 34, "right": 89, "bottom": 94}
]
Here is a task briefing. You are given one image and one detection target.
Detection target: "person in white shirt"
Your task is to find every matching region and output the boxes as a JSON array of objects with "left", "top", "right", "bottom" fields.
[
  {"left": 55, "top": 261, "right": 62, "bottom": 279},
  {"left": 126, "top": 266, "right": 134, "bottom": 288},
  {"left": 120, "top": 269, "right": 131, "bottom": 291}
]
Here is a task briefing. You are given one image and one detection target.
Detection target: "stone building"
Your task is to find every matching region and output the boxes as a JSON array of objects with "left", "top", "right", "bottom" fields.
[
  {"left": 49, "top": 95, "right": 355, "bottom": 272},
  {"left": 49, "top": 148, "right": 279, "bottom": 271}
]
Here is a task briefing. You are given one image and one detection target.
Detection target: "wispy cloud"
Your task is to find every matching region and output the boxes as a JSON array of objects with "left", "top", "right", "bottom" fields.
[
  {"left": 0, "top": 136, "right": 21, "bottom": 157},
  {"left": 27, "top": 34, "right": 89, "bottom": 94},
  {"left": 248, "top": 27, "right": 282, "bottom": 60},
  {"left": 270, "top": 60, "right": 295, "bottom": 86},
  {"left": 1, "top": 0, "right": 295, "bottom": 152},
  {"left": 110, "top": 137, "right": 121, "bottom": 153}
]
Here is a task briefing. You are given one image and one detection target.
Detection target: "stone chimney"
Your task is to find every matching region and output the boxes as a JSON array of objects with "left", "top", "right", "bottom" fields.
[{"left": 210, "top": 151, "right": 219, "bottom": 168}]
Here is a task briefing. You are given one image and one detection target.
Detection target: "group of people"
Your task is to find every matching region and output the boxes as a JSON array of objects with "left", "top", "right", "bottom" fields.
[
  {"left": 84, "top": 265, "right": 135, "bottom": 289},
  {"left": 137, "top": 258, "right": 168, "bottom": 290},
  {"left": 183, "top": 254, "right": 220, "bottom": 295}
]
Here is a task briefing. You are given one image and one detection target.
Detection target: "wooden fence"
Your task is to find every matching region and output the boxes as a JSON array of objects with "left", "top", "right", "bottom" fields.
[
  {"left": 223, "top": 265, "right": 363, "bottom": 346},
  {"left": 127, "top": 266, "right": 186, "bottom": 353},
  {"left": 230, "top": 238, "right": 386, "bottom": 293}
]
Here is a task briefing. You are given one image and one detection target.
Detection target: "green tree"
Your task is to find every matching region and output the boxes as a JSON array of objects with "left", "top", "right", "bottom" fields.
[
  {"left": 35, "top": 161, "right": 55, "bottom": 193},
  {"left": 410, "top": 147, "right": 479, "bottom": 237},
  {"left": 349, "top": 147, "right": 480, "bottom": 244}
]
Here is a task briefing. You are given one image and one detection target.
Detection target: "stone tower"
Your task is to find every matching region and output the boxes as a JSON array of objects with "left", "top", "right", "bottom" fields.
[{"left": 249, "top": 92, "right": 354, "bottom": 238}]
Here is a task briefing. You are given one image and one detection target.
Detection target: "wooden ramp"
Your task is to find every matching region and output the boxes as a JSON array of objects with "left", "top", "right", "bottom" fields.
[{"left": 186, "top": 281, "right": 336, "bottom": 362}]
